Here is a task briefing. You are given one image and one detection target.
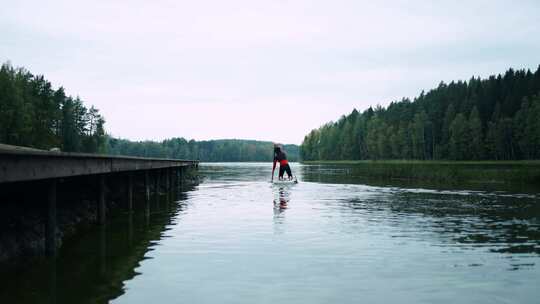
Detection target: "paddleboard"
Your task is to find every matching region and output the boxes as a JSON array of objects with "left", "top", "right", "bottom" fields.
[{"left": 271, "top": 177, "right": 299, "bottom": 185}]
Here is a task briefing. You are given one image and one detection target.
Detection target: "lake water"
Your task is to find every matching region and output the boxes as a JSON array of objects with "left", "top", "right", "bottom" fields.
[{"left": 1, "top": 162, "right": 540, "bottom": 303}]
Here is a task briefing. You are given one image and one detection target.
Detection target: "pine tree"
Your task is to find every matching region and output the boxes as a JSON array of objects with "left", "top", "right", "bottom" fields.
[
  {"left": 411, "top": 110, "right": 428, "bottom": 159},
  {"left": 441, "top": 104, "right": 456, "bottom": 158},
  {"left": 468, "top": 107, "right": 484, "bottom": 160},
  {"left": 449, "top": 113, "right": 469, "bottom": 160}
]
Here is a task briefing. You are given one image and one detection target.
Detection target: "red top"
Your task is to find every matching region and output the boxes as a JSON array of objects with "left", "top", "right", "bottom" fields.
[
  {"left": 273, "top": 151, "right": 288, "bottom": 170},
  {"left": 273, "top": 159, "right": 288, "bottom": 170}
]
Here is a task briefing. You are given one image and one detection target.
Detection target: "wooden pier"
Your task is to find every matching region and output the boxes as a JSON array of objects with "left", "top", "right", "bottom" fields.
[{"left": 0, "top": 144, "right": 198, "bottom": 257}]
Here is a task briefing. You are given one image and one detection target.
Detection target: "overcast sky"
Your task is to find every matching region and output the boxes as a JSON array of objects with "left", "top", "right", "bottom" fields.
[{"left": 2, "top": 0, "right": 539, "bottom": 144}]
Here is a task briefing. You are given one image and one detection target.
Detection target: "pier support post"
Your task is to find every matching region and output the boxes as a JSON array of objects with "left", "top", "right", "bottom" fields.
[
  {"left": 172, "top": 168, "right": 175, "bottom": 198},
  {"left": 166, "top": 168, "right": 171, "bottom": 203},
  {"left": 98, "top": 175, "right": 106, "bottom": 225},
  {"left": 45, "top": 179, "right": 57, "bottom": 256},
  {"left": 154, "top": 170, "right": 161, "bottom": 211},
  {"left": 180, "top": 167, "right": 184, "bottom": 188},
  {"left": 127, "top": 173, "right": 133, "bottom": 212},
  {"left": 173, "top": 168, "right": 178, "bottom": 199},
  {"left": 99, "top": 225, "right": 107, "bottom": 277},
  {"left": 144, "top": 171, "right": 150, "bottom": 217},
  {"left": 176, "top": 167, "right": 181, "bottom": 197},
  {"left": 169, "top": 168, "right": 174, "bottom": 201},
  {"left": 154, "top": 170, "right": 160, "bottom": 200},
  {"left": 128, "top": 212, "right": 134, "bottom": 247},
  {"left": 47, "top": 258, "right": 57, "bottom": 304}
]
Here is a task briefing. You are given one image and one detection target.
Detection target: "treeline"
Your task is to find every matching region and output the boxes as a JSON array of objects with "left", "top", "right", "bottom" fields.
[
  {"left": 0, "top": 62, "right": 299, "bottom": 161},
  {"left": 106, "top": 137, "right": 300, "bottom": 162},
  {"left": 301, "top": 66, "right": 540, "bottom": 161},
  {"left": 0, "top": 62, "right": 106, "bottom": 152}
]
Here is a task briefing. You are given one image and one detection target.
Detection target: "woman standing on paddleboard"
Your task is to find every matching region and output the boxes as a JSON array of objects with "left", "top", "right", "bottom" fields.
[{"left": 272, "top": 144, "right": 293, "bottom": 181}]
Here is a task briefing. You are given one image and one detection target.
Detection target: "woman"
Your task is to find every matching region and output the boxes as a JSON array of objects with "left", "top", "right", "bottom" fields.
[{"left": 272, "top": 144, "right": 293, "bottom": 181}]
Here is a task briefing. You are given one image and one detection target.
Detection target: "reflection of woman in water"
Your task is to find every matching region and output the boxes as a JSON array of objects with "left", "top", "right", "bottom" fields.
[
  {"left": 273, "top": 187, "right": 289, "bottom": 211},
  {"left": 273, "top": 187, "right": 289, "bottom": 234}
]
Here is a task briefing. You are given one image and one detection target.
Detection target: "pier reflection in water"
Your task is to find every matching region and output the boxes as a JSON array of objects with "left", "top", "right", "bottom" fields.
[
  {"left": 1, "top": 162, "right": 539, "bottom": 304},
  {"left": 0, "top": 186, "right": 195, "bottom": 304}
]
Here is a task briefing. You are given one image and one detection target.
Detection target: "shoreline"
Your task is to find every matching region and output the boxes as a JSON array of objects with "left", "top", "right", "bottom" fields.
[
  {"left": 302, "top": 160, "right": 540, "bottom": 165},
  {"left": 300, "top": 160, "right": 540, "bottom": 186}
]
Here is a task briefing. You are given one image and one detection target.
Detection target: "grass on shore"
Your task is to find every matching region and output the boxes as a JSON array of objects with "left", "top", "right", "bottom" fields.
[
  {"left": 301, "top": 159, "right": 540, "bottom": 185},
  {"left": 302, "top": 160, "right": 540, "bottom": 166}
]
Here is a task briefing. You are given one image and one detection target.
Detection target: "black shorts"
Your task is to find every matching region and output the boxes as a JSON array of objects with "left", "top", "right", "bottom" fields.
[{"left": 279, "top": 164, "right": 292, "bottom": 178}]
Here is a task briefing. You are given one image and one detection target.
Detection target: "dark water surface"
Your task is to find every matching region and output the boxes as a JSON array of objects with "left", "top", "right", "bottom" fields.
[{"left": 1, "top": 163, "right": 540, "bottom": 303}]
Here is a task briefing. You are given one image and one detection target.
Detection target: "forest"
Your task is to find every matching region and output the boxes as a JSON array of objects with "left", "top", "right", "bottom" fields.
[
  {"left": 0, "top": 62, "right": 298, "bottom": 161},
  {"left": 0, "top": 62, "right": 106, "bottom": 153},
  {"left": 3, "top": 61, "right": 539, "bottom": 163},
  {"left": 301, "top": 66, "right": 540, "bottom": 161},
  {"left": 106, "top": 137, "right": 299, "bottom": 162}
]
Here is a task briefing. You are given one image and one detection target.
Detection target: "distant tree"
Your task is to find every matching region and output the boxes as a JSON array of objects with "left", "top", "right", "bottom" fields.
[
  {"left": 105, "top": 137, "right": 300, "bottom": 162},
  {"left": 365, "top": 115, "right": 381, "bottom": 159},
  {"left": 396, "top": 123, "right": 412, "bottom": 159},
  {"left": 449, "top": 113, "right": 469, "bottom": 160},
  {"left": 411, "top": 109, "right": 428, "bottom": 159},
  {"left": 468, "top": 107, "right": 484, "bottom": 160},
  {"left": 440, "top": 103, "right": 456, "bottom": 158}
]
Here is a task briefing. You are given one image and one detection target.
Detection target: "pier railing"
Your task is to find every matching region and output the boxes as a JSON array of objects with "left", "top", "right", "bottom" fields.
[{"left": 0, "top": 143, "right": 197, "bottom": 183}]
